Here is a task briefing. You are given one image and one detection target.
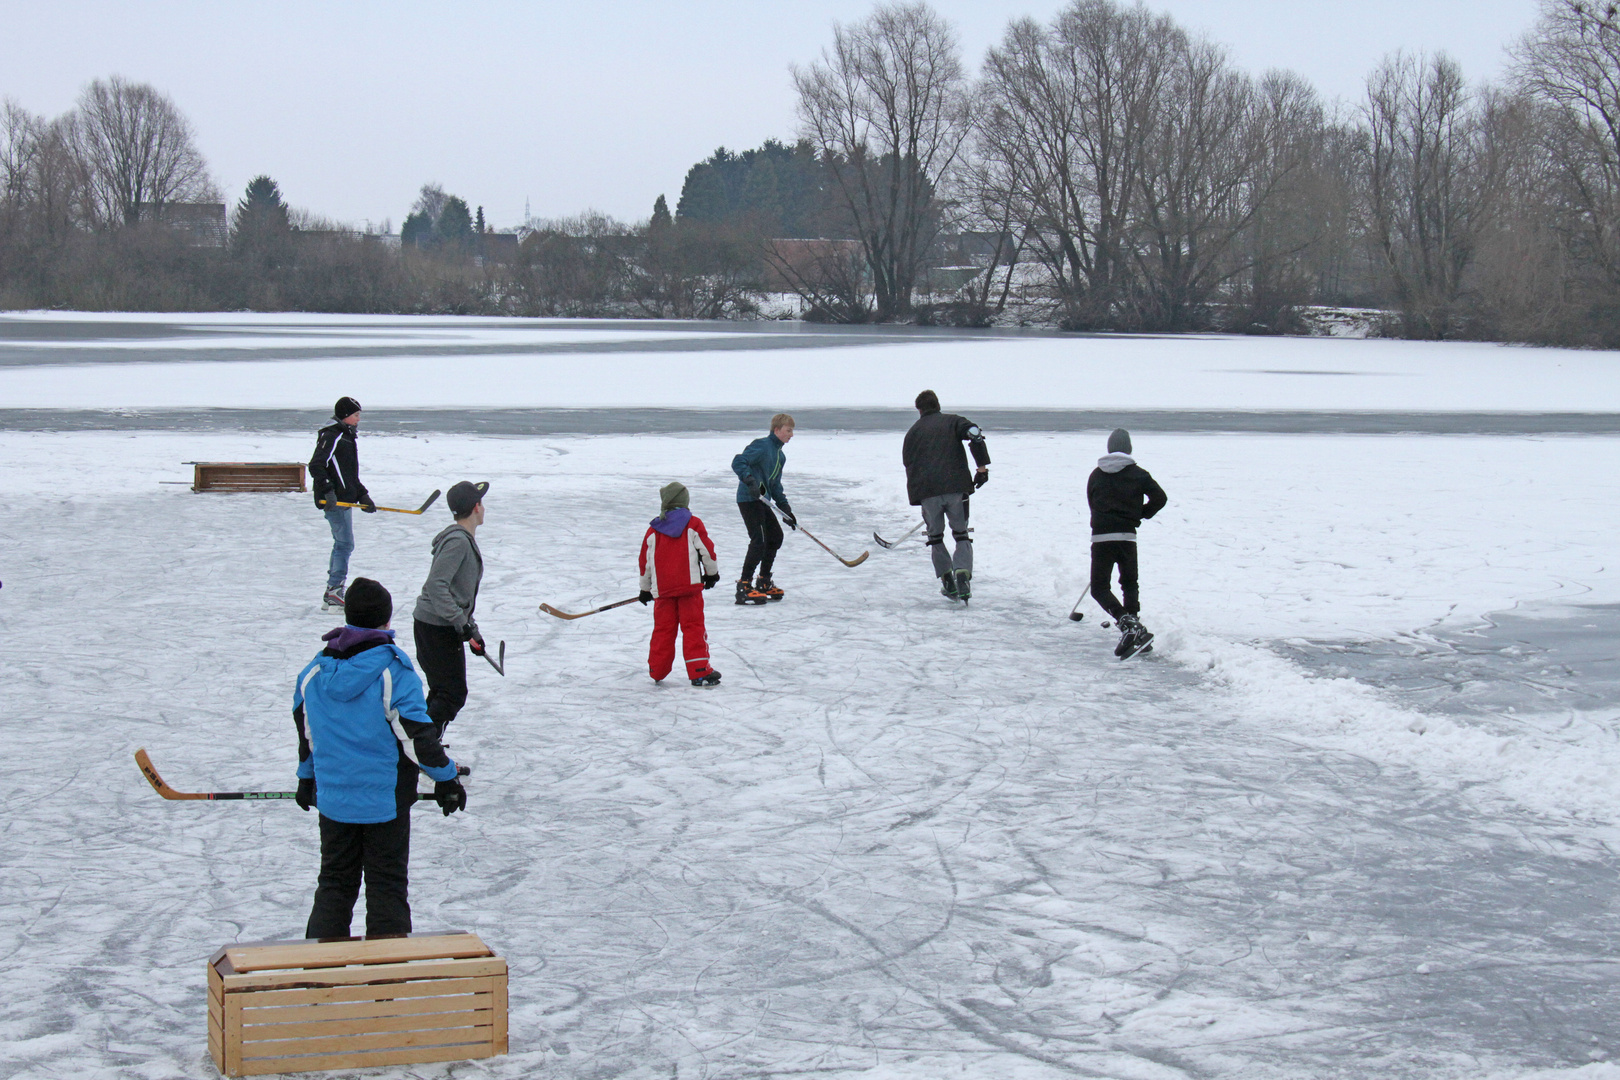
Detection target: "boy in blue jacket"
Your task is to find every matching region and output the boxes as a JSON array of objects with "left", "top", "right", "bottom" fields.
[
  {"left": 730, "top": 412, "right": 797, "bottom": 605},
  {"left": 293, "top": 577, "right": 466, "bottom": 938}
]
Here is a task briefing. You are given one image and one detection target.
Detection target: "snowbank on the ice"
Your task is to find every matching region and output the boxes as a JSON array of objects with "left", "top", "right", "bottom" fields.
[{"left": 1, "top": 311, "right": 1618, "bottom": 412}]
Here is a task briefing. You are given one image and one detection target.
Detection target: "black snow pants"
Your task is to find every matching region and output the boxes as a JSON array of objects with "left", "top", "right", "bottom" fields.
[
  {"left": 306, "top": 811, "right": 411, "bottom": 938},
  {"left": 413, "top": 619, "right": 468, "bottom": 735},
  {"left": 738, "top": 500, "right": 783, "bottom": 581},
  {"left": 1090, "top": 540, "right": 1139, "bottom": 620}
]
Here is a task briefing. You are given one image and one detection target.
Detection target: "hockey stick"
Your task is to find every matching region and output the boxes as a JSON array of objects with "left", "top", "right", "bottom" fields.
[
  {"left": 472, "top": 639, "right": 506, "bottom": 675},
  {"left": 134, "top": 748, "right": 463, "bottom": 802},
  {"left": 874, "top": 520, "right": 925, "bottom": 549},
  {"left": 538, "top": 597, "right": 641, "bottom": 620},
  {"left": 327, "top": 489, "right": 442, "bottom": 515},
  {"left": 799, "top": 524, "right": 869, "bottom": 567}
]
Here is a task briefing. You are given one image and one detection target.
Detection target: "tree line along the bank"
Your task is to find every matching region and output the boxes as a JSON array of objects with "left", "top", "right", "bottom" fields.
[{"left": 2, "top": 0, "right": 1618, "bottom": 346}]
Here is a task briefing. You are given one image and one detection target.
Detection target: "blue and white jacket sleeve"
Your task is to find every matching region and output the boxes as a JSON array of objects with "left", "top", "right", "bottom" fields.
[
  {"left": 293, "top": 658, "right": 317, "bottom": 780},
  {"left": 386, "top": 651, "right": 459, "bottom": 781}
]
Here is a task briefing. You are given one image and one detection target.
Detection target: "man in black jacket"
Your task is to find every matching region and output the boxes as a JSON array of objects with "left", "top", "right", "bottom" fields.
[
  {"left": 308, "top": 396, "right": 375, "bottom": 609},
  {"left": 1087, "top": 428, "right": 1167, "bottom": 657},
  {"left": 902, "top": 390, "right": 990, "bottom": 601}
]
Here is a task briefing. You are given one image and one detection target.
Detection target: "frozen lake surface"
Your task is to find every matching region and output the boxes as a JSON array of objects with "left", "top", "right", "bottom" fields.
[{"left": 1, "top": 315, "right": 1619, "bottom": 1080}]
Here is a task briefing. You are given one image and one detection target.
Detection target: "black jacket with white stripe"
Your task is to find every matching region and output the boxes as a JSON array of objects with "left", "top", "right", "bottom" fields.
[{"left": 308, "top": 421, "right": 371, "bottom": 508}]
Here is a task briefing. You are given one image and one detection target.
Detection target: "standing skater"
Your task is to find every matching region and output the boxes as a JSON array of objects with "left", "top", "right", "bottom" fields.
[
  {"left": 731, "top": 413, "right": 797, "bottom": 605},
  {"left": 412, "top": 481, "right": 488, "bottom": 737},
  {"left": 308, "top": 396, "right": 375, "bottom": 609},
  {"left": 902, "top": 390, "right": 990, "bottom": 601},
  {"left": 1088, "top": 429, "right": 1167, "bottom": 658},
  {"left": 293, "top": 577, "right": 466, "bottom": 939},
  {"left": 638, "top": 481, "right": 722, "bottom": 686}
]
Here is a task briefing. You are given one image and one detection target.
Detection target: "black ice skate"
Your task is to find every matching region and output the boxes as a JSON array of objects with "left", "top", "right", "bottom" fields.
[
  {"left": 755, "top": 577, "right": 784, "bottom": 602},
  {"left": 322, "top": 584, "right": 346, "bottom": 609},
  {"left": 735, "top": 579, "right": 769, "bottom": 606},
  {"left": 939, "top": 573, "right": 959, "bottom": 600},
  {"left": 690, "top": 669, "right": 722, "bottom": 687},
  {"left": 953, "top": 569, "right": 972, "bottom": 602},
  {"left": 1115, "top": 614, "right": 1154, "bottom": 660}
]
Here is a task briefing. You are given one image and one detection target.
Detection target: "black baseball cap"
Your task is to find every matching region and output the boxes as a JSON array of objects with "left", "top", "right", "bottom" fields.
[{"left": 447, "top": 480, "right": 489, "bottom": 518}]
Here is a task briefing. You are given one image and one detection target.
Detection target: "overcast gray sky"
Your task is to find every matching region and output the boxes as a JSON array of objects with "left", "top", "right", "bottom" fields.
[{"left": 1, "top": 0, "right": 1541, "bottom": 230}]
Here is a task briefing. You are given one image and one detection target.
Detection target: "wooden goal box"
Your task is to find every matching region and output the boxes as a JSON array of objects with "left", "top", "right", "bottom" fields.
[
  {"left": 189, "top": 461, "right": 308, "bottom": 493},
  {"left": 207, "top": 931, "right": 507, "bottom": 1076}
]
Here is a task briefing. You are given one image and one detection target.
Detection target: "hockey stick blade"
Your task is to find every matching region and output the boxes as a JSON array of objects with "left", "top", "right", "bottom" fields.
[
  {"left": 874, "top": 520, "right": 925, "bottom": 549},
  {"left": 477, "top": 640, "right": 506, "bottom": 676},
  {"left": 135, "top": 749, "right": 435, "bottom": 802},
  {"left": 799, "top": 525, "right": 869, "bottom": 568},
  {"left": 415, "top": 489, "right": 442, "bottom": 514},
  {"left": 539, "top": 597, "right": 640, "bottom": 620}
]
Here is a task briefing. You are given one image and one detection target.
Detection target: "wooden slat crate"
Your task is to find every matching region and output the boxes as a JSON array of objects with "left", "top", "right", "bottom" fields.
[
  {"left": 189, "top": 461, "right": 308, "bottom": 493},
  {"left": 207, "top": 931, "right": 507, "bottom": 1076}
]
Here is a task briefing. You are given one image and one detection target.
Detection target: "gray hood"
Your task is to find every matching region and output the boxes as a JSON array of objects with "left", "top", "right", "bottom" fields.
[{"left": 1098, "top": 452, "right": 1135, "bottom": 474}]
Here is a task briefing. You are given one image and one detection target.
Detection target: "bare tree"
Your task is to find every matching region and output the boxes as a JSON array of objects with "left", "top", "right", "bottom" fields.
[
  {"left": 793, "top": 1, "right": 970, "bottom": 320},
  {"left": 1513, "top": 1, "right": 1620, "bottom": 295},
  {"left": 1363, "top": 52, "right": 1500, "bottom": 338},
  {"left": 73, "top": 76, "right": 213, "bottom": 227}
]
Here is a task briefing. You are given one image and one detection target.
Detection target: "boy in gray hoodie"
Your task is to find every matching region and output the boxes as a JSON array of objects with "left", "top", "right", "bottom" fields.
[{"left": 412, "top": 481, "right": 488, "bottom": 733}]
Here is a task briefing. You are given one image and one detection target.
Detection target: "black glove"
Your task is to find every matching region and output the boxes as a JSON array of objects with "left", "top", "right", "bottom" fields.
[
  {"left": 639, "top": 589, "right": 654, "bottom": 605},
  {"left": 434, "top": 778, "right": 467, "bottom": 817},
  {"left": 314, "top": 489, "right": 333, "bottom": 511},
  {"left": 779, "top": 504, "right": 797, "bottom": 530},
  {"left": 295, "top": 776, "right": 316, "bottom": 812},
  {"left": 701, "top": 574, "right": 719, "bottom": 590},
  {"left": 745, "top": 477, "right": 763, "bottom": 500},
  {"left": 973, "top": 468, "right": 989, "bottom": 490},
  {"left": 467, "top": 635, "right": 486, "bottom": 656},
  {"left": 359, "top": 500, "right": 378, "bottom": 513}
]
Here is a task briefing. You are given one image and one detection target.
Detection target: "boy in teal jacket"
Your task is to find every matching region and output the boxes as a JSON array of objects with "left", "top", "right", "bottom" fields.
[{"left": 730, "top": 412, "right": 797, "bottom": 604}]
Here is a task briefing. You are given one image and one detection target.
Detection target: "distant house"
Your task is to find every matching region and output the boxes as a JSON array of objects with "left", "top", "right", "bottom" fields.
[
  {"left": 135, "top": 202, "right": 228, "bottom": 247},
  {"left": 477, "top": 232, "right": 520, "bottom": 264}
]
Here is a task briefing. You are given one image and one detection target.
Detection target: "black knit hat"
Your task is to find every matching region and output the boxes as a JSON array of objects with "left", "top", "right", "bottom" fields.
[
  {"left": 334, "top": 396, "right": 362, "bottom": 421},
  {"left": 447, "top": 480, "right": 488, "bottom": 518},
  {"left": 344, "top": 577, "right": 392, "bottom": 629},
  {"left": 1107, "top": 428, "right": 1132, "bottom": 454}
]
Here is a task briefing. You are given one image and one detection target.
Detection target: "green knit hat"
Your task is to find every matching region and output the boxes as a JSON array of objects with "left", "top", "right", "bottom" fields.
[{"left": 660, "top": 481, "right": 690, "bottom": 512}]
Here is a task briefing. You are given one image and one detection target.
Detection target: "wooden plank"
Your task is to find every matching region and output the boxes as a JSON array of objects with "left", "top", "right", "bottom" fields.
[
  {"left": 492, "top": 973, "right": 508, "bottom": 1054},
  {"left": 240, "top": 1006, "right": 492, "bottom": 1043},
  {"left": 236, "top": 1041, "right": 494, "bottom": 1076},
  {"left": 223, "top": 994, "right": 244, "bottom": 1076},
  {"left": 209, "top": 989, "right": 222, "bottom": 1029},
  {"left": 226, "top": 933, "right": 490, "bottom": 972},
  {"left": 230, "top": 975, "right": 490, "bottom": 1008},
  {"left": 224, "top": 957, "right": 504, "bottom": 992},
  {"left": 238, "top": 1021, "right": 492, "bottom": 1058},
  {"left": 241, "top": 990, "right": 491, "bottom": 1026},
  {"left": 208, "top": 1018, "right": 222, "bottom": 1073}
]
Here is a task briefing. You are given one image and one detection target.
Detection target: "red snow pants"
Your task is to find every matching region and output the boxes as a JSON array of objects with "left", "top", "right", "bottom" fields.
[{"left": 649, "top": 593, "right": 712, "bottom": 681}]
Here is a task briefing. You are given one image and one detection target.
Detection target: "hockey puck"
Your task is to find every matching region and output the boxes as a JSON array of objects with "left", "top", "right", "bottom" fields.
[{"left": 1101, "top": 621, "right": 1112, "bottom": 629}]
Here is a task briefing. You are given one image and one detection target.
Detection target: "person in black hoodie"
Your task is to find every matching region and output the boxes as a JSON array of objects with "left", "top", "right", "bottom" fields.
[
  {"left": 902, "top": 390, "right": 990, "bottom": 601},
  {"left": 308, "top": 396, "right": 375, "bottom": 609},
  {"left": 1088, "top": 428, "right": 1167, "bottom": 656}
]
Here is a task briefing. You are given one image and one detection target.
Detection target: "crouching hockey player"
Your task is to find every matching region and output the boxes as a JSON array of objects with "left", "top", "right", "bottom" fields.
[
  {"left": 638, "top": 482, "right": 723, "bottom": 686},
  {"left": 1088, "top": 429, "right": 1168, "bottom": 658},
  {"left": 293, "top": 577, "right": 467, "bottom": 938}
]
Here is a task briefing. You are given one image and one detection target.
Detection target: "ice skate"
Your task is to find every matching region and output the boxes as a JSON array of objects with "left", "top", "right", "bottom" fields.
[
  {"left": 754, "top": 577, "right": 784, "bottom": 601},
  {"left": 939, "top": 573, "right": 959, "bottom": 600},
  {"left": 690, "top": 669, "right": 722, "bottom": 687},
  {"left": 734, "top": 579, "right": 769, "bottom": 605},
  {"left": 322, "top": 584, "right": 346, "bottom": 609},
  {"left": 1116, "top": 614, "right": 1153, "bottom": 660},
  {"left": 953, "top": 568, "right": 972, "bottom": 602}
]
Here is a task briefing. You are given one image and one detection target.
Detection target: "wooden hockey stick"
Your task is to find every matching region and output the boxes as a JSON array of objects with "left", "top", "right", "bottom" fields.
[
  {"left": 538, "top": 597, "right": 641, "bottom": 620},
  {"left": 798, "top": 524, "right": 869, "bottom": 567},
  {"left": 135, "top": 749, "right": 459, "bottom": 801},
  {"left": 326, "top": 489, "right": 442, "bottom": 515}
]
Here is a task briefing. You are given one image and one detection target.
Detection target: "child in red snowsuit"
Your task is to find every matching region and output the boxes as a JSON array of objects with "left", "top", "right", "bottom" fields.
[{"left": 638, "top": 482, "right": 722, "bottom": 686}]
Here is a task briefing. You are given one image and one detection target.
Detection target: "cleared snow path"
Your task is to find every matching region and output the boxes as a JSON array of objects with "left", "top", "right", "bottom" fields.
[{"left": 2, "top": 430, "right": 1619, "bottom": 1079}]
